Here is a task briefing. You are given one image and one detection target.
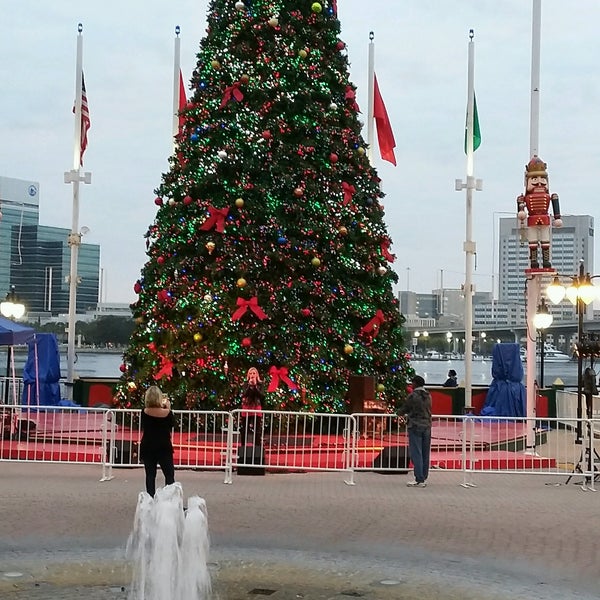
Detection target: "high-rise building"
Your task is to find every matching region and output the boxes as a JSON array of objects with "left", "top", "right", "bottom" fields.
[
  {"left": 498, "top": 214, "right": 594, "bottom": 321},
  {"left": 0, "top": 175, "right": 100, "bottom": 316}
]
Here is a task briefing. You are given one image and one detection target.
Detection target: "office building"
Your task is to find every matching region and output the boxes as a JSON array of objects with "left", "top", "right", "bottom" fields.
[
  {"left": 0, "top": 175, "right": 100, "bottom": 316},
  {"left": 497, "top": 214, "right": 594, "bottom": 322}
]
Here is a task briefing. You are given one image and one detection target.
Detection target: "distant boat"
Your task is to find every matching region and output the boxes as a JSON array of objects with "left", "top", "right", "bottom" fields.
[
  {"left": 520, "top": 344, "right": 571, "bottom": 363},
  {"left": 424, "top": 350, "right": 444, "bottom": 361}
]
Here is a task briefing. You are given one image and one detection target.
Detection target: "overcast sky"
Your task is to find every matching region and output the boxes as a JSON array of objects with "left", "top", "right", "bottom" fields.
[{"left": 1, "top": 1, "right": 599, "bottom": 304}]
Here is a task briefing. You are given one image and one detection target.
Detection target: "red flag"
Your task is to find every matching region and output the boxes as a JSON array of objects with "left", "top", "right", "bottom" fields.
[
  {"left": 373, "top": 74, "right": 396, "bottom": 166},
  {"left": 178, "top": 69, "right": 187, "bottom": 134},
  {"left": 73, "top": 73, "right": 91, "bottom": 166}
]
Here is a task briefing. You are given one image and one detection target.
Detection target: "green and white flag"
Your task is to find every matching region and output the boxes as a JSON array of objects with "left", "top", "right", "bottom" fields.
[{"left": 464, "top": 93, "right": 481, "bottom": 153}]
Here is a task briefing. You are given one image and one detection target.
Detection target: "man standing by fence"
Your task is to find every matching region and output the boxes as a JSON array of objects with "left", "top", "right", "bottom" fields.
[{"left": 399, "top": 375, "right": 432, "bottom": 488}]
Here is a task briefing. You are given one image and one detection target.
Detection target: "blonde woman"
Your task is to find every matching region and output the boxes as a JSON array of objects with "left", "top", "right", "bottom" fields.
[
  {"left": 140, "top": 385, "right": 177, "bottom": 496},
  {"left": 240, "top": 367, "right": 264, "bottom": 446}
]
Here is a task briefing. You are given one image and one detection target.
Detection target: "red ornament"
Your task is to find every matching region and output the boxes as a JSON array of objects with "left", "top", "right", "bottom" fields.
[
  {"left": 262, "top": 130, "right": 272, "bottom": 139},
  {"left": 133, "top": 281, "right": 142, "bottom": 294},
  {"left": 329, "top": 153, "right": 338, "bottom": 163},
  {"left": 293, "top": 187, "right": 304, "bottom": 197},
  {"left": 183, "top": 195, "right": 193, "bottom": 205},
  {"left": 242, "top": 337, "right": 252, "bottom": 347},
  {"left": 157, "top": 256, "right": 165, "bottom": 265},
  {"left": 336, "top": 40, "right": 346, "bottom": 51},
  {"left": 154, "top": 197, "right": 163, "bottom": 206},
  {"left": 119, "top": 364, "right": 127, "bottom": 373},
  {"left": 301, "top": 308, "right": 311, "bottom": 317}
]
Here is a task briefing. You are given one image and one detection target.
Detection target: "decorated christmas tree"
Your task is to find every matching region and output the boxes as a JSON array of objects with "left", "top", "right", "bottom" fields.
[{"left": 116, "top": 0, "right": 413, "bottom": 413}]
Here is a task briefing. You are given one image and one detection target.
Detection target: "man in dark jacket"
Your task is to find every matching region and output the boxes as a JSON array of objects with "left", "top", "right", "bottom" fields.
[{"left": 399, "top": 375, "right": 432, "bottom": 487}]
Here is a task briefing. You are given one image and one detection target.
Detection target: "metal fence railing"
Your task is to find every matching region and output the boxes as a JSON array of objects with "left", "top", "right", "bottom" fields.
[{"left": 1, "top": 404, "right": 599, "bottom": 489}]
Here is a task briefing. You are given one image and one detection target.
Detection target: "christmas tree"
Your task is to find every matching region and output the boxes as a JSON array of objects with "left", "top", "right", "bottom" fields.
[{"left": 116, "top": 0, "right": 413, "bottom": 413}]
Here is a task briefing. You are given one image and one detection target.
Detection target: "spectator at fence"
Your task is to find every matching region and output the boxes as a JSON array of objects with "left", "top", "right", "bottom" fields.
[
  {"left": 443, "top": 369, "right": 458, "bottom": 387},
  {"left": 240, "top": 367, "right": 264, "bottom": 446},
  {"left": 398, "top": 375, "right": 432, "bottom": 488},
  {"left": 140, "top": 385, "right": 177, "bottom": 497}
]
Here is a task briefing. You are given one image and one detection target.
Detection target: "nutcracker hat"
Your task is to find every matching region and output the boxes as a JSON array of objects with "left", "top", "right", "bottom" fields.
[{"left": 525, "top": 155, "right": 548, "bottom": 179}]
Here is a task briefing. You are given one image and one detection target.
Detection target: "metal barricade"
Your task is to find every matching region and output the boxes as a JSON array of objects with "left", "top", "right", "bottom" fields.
[{"left": 230, "top": 409, "right": 355, "bottom": 484}]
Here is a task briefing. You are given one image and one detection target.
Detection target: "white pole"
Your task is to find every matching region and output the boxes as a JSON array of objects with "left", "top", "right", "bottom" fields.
[
  {"left": 173, "top": 25, "right": 181, "bottom": 148},
  {"left": 530, "top": 0, "right": 541, "bottom": 157},
  {"left": 64, "top": 23, "right": 91, "bottom": 399},
  {"left": 525, "top": 0, "right": 543, "bottom": 451},
  {"left": 463, "top": 30, "right": 476, "bottom": 411},
  {"left": 366, "top": 31, "right": 375, "bottom": 163}
]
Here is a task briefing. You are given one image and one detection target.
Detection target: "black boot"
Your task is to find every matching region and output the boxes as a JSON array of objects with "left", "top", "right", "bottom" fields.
[
  {"left": 529, "top": 246, "right": 539, "bottom": 269},
  {"left": 542, "top": 246, "right": 551, "bottom": 268}
]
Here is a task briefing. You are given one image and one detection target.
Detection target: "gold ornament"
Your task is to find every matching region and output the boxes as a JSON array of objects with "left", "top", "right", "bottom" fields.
[
  {"left": 205, "top": 241, "right": 216, "bottom": 254},
  {"left": 211, "top": 59, "right": 221, "bottom": 69},
  {"left": 235, "top": 197, "right": 244, "bottom": 208},
  {"left": 236, "top": 277, "right": 247, "bottom": 288},
  {"left": 338, "top": 226, "right": 348, "bottom": 235},
  {"left": 311, "top": 257, "right": 321, "bottom": 267},
  {"left": 193, "top": 333, "right": 203, "bottom": 342},
  {"left": 377, "top": 383, "right": 385, "bottom": 392},
  {"left": 344, "top": 344, "right": 354, "bottom": 355},
  {"left": 268, "top": 16, "right": 279, "bottom": 27}
]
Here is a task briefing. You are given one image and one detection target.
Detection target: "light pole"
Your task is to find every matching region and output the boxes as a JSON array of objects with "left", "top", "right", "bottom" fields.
[
  {"left": 546, "top": 262, "right": 598, "bottom": 444},
  {"left": 0, "top": 286, "right": 26, "bottom": 404},
  {"left": 533, "top": 298, "right": 553, "bottom": 389},
  {"left": 413, "top": 331, "right": 420, "bottom": 357},
  {"left": 446, "top": 332, "right": 453, "bottom": 355},
  {"left": 479, "top": 332, "right": 487, "bottom": 356}
]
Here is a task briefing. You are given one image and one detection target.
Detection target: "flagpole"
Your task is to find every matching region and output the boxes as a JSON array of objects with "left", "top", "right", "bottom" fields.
[
  {"left": 64, "top": 23, "right": 91, "bottom": 399},
  {"left": 455, "top": 30, "right": 482, "bottom": 417},
  {"left": 524, "top": 0, "right": 543, "bottom": 454},
  {"left": 366, "top": 31, "right": 375, "bottom": 163},
  {"left": 173, "top": 25, "right": 181, "bottom": 148}
]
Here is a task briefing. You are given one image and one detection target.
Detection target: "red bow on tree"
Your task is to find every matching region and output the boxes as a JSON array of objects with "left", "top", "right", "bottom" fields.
[
  {"left": 220, "top": 81, "right": 244, "bottom": 109},
  {"left": 345, "top": 86, "right": 360, "bottom": 112},
  {"left": 380, "top": 239, "right": 396, "bottom": 263},
  {"left": 341, "top": 182, "right": 356, "bottom": 206},
  {"left": 200, "top": 205, "right": 229, "bottom": 233},
  {"left": 361, "top": 309, "right": 386, "bottom": 338},
  {"left": 267, "top": 366, "right": 298, "bottom": 392},
  {"left": 231, "top": 296, "right": 268, "bottom": 321},
  {"left": 153, "top": 355, "right": 174, "bottom": 380}
]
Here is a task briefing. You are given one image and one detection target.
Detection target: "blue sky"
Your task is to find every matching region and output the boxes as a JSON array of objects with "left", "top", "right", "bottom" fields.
[{"left": 1, "top": 1, "right": 599, "bottom": 303}]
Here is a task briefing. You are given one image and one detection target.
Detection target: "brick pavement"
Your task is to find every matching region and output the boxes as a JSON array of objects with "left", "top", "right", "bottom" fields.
[{"left": 0, "top": 462, "right": 599, "bottom": 599}]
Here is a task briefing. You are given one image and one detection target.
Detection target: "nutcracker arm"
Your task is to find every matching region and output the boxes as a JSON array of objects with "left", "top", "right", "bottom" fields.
[{"left": 551, "top": 193, "right": 560, "bottom": 218}]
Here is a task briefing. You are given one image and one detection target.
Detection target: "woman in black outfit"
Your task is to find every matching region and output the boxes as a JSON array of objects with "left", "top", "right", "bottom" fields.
[
  {"left": 139, "top": 385, "right": 177, "bottom": 496},
  {"left": 240, "top": 367, "right": 265, "bottom": 446}
]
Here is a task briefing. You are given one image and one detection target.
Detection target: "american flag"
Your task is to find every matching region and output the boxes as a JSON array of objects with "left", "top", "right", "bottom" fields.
[{"left": 73, "top": 73, "right": 91, "bottom": 166}]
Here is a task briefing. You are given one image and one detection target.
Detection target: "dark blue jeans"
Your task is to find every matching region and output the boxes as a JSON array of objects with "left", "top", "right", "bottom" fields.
[{"left": 407, "top": 426, "right": 432, "bottom": 483}]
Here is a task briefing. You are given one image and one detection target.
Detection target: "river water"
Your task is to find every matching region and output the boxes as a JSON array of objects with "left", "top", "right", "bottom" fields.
[
  {"left": 0, "top": 350, "right": 580, "bottom": 388},
  {"left": 413, "top": 358, "right": 579, "bottom": 388}
]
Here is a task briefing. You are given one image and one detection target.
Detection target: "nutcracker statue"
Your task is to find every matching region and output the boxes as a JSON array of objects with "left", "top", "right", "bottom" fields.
[{"left": 517, "top": 156, "right": 562, "bottom": 269}]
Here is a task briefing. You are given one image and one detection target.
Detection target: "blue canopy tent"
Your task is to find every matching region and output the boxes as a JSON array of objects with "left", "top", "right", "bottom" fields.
[
  {"left": 0, "top": 316, "right": 35, "bottom": 404},
  {"left": 481, "top": 343, "right": 526, "bottom": 417}
]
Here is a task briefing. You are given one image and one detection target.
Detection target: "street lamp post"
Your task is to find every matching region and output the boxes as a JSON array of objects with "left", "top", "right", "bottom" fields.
[
  {"left": 0, "top": 286, "right": 26, "bottom": 404},
  {"left": 479, "top": 332, "right": 487, "bottom": 356},
  {"left": 446, "top": 332, "right": 453, "bottom": 355},
  {"left": 533, "top": 298, "right": 553, "bottom": 389},
  {"left": 546, "top": 262, "right": 598, "bottom": 444}
]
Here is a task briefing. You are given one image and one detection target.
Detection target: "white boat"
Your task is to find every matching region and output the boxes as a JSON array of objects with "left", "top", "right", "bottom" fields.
[{"left": 520, "top": 344, "right": 571, "bottom": 363}]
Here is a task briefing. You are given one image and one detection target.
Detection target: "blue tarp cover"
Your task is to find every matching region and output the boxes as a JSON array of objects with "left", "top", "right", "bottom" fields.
[
  {"left": 481, "top": 343, "right": 526, "bottom": 417},
  {"left": 22, "top": 333, "right": 61, "bottom": 406},
  {"left": 0, "top": 316, "right": 34, "bottom": 346}
]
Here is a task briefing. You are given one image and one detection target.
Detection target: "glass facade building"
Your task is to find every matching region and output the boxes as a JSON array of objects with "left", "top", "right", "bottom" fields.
[{"left": 0, "top": 176, "right": 100, "bottom": 315}]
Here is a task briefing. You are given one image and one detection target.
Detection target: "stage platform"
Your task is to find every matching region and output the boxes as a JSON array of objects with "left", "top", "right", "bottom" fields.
[{"left": 0, "top": 411, "right": 557, "bottom": 472}]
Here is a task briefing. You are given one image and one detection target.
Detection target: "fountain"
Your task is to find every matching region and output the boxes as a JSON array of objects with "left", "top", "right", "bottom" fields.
[{"left": 126, "top": 482, "right": 212, "bottom": 600}]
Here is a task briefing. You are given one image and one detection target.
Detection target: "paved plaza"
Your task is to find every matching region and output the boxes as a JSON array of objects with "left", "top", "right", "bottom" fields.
[{"left": 0, "top": 462, "right": 599, "bottom": 599}]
